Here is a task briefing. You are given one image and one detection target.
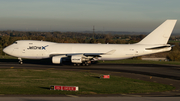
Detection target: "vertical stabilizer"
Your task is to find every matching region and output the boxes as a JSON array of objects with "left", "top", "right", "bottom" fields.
[{"left": 137, "top": 20, "right": 177, "bottom": 45}]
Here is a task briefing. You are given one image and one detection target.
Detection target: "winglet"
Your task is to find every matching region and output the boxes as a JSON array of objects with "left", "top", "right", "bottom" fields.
[{"left": 137, "top": 20, "right": 177, "bottom": 45}]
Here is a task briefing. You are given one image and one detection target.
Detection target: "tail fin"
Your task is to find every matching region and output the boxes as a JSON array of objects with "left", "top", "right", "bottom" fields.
[{"left": 137, "top": 20, "right": 177, "bottom": 45}]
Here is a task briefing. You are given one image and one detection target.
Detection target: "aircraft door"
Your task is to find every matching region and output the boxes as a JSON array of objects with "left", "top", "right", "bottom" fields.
[
  {"left": 125, "top": 48, "right": 135, "bottom": 56},
  {"left": 134, "top": 50, "right": 139, "bottom": 56},
  {"left": 22, "top": 48, "right": 26, "bottom": 53},
  {"left": 36, "top": 46, "right": 49, "bottom": 59},
  {"left": 36, "top": 50, "right": 46, "bottom": 59},
  {"left": 21, "top": 47, "right": 26, "bottom": 57}
]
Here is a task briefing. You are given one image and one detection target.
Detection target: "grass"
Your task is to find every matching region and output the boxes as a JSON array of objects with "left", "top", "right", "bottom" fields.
[
  {"left": 0, "top": 69, "right": 174, "bottom": 95},
  {"left": 99, "top": 59, "right": 180, "bottom": 65},
  {"left": 0, "top": 55, "right": 17, "bottom": 59}
]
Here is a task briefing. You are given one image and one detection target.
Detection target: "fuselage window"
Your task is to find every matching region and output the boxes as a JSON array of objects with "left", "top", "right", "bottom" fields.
[{"left": 29, "top": 43, "right": 33, "bottom": 45}]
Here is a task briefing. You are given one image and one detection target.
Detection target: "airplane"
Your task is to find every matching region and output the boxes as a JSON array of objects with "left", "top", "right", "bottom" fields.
[{"left": 3, "top": 20, "right": 177, "bottom": 66}]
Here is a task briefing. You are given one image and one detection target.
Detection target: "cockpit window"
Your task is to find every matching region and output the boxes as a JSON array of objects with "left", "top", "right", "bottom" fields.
[{"left": 13, "top": 42, "right": 17, "bottom": 44}]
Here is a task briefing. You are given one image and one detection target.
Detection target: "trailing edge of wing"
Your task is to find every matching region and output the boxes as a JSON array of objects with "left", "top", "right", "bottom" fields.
[
  {"left": 84, "top": 50, "right": 116, "bottom": 56},
  {"left": 102, "top": 49, "right": 116, "bottom": 55}
]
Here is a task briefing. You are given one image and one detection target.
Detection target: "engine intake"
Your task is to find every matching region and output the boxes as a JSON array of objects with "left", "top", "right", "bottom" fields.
[{"left": 52, "top": 55, "right": 66, "bottom": 64}]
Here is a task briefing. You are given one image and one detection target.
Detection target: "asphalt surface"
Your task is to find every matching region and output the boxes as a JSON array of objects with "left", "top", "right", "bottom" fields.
[
  {"left": 0, "top": 97, "right": 180, "bottom": 101},
  {"left": 0, "top": 59, "right": 180, "bottom": 97}
]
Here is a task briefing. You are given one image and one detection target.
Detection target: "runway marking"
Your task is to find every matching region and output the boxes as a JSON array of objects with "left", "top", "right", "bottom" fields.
[{"left": 10, "top": 67, "right": 14, "bottom": 69}]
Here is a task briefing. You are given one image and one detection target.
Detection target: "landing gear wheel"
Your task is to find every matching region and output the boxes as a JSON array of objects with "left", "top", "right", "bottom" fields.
[
  {"left": 85, "top": 63, "right": 89, "bottom": 66},
  {"left": 19, "top": 61, "right": 23, "bottom": 64},
  {"left": 82, "top": 62, "right": 89, "bottom": 66},
  {"left": 73, "top": 63, "right": 80, "bottom": 66},
  {"left": 86, "top": 61, "right": 91, "bottom": 66},
  {"left": 82, "top": 63, "right": 86, "bottom": 66}
]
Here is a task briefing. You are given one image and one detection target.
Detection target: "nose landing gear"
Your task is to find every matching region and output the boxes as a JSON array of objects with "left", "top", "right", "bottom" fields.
[{"left": 18, "top": 58, "right": 23, "bottom": 64}]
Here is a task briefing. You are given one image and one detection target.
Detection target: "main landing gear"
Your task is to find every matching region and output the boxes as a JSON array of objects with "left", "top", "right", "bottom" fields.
[
  {"left": 18, "top": 58, "right": 23, "bottom": 64},
  {"left": 73, "top": 61, "right": 91, "bottom": 66}
]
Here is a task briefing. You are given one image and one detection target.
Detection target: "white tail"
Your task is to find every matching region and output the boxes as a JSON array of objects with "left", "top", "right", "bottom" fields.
[{"left": 137, "top": 20, "right": 177, "bottom": 45}]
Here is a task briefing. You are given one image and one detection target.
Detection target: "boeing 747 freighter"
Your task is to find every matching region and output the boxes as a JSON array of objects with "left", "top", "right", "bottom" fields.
[{"left": 3, "top": 20, "right": 177, "bottom": 66}]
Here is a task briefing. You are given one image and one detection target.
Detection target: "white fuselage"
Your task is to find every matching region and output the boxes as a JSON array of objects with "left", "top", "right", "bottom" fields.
[{"left": 3, "top": 40, "right": 171, "bottom": 60}]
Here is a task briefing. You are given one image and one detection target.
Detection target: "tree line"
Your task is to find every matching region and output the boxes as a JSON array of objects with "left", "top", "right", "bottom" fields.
[
  {"left": 0, "top": 31, "right": 145, "bottom": 47},
  {"left": 0, "top": 31, "right": 180, "bottom": 61}
]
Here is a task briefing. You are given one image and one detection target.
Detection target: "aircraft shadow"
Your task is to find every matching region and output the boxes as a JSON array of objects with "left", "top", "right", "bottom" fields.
[
  {"left": 0, "top": 58, "right": 99, "bottom": 66},
  {"left": 0, "top": 58, "right": 54, "bottom": 65}
]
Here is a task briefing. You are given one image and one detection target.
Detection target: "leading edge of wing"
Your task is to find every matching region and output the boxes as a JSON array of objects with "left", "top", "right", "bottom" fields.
[{"left": 49, "top": 49, "right": 116, "bottom": 57}]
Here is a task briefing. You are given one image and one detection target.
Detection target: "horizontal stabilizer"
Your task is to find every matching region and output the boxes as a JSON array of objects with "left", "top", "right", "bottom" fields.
[{"left": 145, "top": 45, "right": 171, "bottom": 50}]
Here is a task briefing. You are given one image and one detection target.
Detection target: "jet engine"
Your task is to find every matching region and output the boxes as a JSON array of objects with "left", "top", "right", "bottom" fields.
[
  {"left": 71, "top": 55, "right": 91, "bottom": 64},
  {"left": 52, "top": 54, "right": 92, "bottom": 65},
  {"left": 52, "top": 55, "right": 66, "bottom": 64},
  {"left": 71, "top": 55, "right": 83, "bottom": 63}
]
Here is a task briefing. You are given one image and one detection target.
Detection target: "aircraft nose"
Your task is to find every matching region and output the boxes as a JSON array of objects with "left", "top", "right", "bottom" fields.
[{"left": 3, "top": 47, "right": 12, "bottom": 55}]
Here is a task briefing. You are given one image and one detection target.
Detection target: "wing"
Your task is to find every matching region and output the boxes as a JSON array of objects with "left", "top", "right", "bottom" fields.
[
  {"left": 50, "top": 49, "right": 116, "bottom": 57},
  {"left": 50, "top": 49, "right": 116, "bottom": 64}
]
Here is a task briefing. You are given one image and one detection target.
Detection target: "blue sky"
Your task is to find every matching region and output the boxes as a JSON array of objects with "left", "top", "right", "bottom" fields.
[{"left": 0, "top": 0, "right": 179, "bottom": 32}]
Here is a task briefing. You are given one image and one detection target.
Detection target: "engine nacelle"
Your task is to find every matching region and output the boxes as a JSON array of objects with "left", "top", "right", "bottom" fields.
[
  {"left": 71, "top": 55, "right": 92, "bottom": 63},
  {"left": 71, "top": 55, "right": 83, "bottom": 63},
  {"left": 52, "top": 55, "right": 66, "bottom": 64}
]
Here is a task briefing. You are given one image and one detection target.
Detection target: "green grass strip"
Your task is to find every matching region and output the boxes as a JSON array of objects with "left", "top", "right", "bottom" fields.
[{"left": 0, "top": 69, "right": 174, "bottom": 95}]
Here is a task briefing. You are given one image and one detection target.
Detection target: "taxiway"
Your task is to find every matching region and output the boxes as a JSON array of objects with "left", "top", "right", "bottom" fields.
[{"left": 0, "top": 59, "right": 180, "bottom": 97}]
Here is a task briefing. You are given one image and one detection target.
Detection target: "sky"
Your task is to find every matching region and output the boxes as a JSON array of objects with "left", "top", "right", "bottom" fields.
[{"left": 0, "top": 0, "right": 180, "bottom": 33}]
